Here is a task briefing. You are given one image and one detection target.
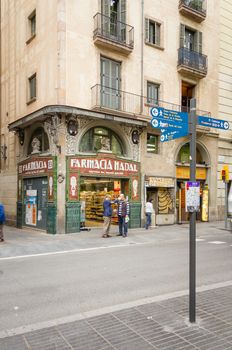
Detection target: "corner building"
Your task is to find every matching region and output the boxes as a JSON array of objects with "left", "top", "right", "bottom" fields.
[{"left": 0, "top": 0, "right": 221, "bottom": 233}]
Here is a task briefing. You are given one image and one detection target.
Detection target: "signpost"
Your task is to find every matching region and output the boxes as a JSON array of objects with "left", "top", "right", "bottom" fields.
[{"left": 150, "top": 100, "right": 230, "bottom": 324}]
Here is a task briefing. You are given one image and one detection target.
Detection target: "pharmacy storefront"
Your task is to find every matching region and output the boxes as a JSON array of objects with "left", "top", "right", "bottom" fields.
[
  {"left": 65, "top": 154, "right": 141, "bottom": 232},
  {"left": 17, "top": 157, "right": 57, "bottom": 233}
]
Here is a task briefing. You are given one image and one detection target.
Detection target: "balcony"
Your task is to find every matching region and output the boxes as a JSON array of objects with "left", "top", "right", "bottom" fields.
[
  {"left": 93, "top": 13, "right": 134, "bottom": 55},
  {"left": 179, "top": 0, "right": 206, "bottom": 22},
  {"left": 177, "top": 47, "right": 207, "bottom": 79},
  {"left": 91, "top": 84, "right": 210, "bottom": 120}
]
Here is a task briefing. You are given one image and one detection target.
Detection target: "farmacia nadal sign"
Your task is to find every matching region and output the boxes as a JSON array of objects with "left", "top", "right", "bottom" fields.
[
  {"left": 19, "top": 158, "right": 53, "bottom": 176},
  {"left": 70, "top": 157, "right": 139, "bottom": 176}
]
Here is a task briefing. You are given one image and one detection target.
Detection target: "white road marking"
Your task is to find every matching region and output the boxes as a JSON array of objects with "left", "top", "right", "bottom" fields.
[
  {"left": 196, "top": 238, "right": 205, "bottom": 242},
  {"left": 208, "top": 241, "right": 226, "bottom": 245},
  {"left": 0, "top": 241, "right": 150, "bottom": 261}
]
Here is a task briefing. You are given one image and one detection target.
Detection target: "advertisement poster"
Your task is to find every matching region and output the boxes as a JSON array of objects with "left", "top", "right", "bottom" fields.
[
  {"left": 69, "top": 174, "right": 78, "bottom": 200},
  {"left": 25, "top": 190, "right": 37, "bottom": 226},
  {"left": 185, "top": 182, "right": 200, "bottom": 213},
  {"left": 202, "top": 189, "right": 209, "bottom": 222}
]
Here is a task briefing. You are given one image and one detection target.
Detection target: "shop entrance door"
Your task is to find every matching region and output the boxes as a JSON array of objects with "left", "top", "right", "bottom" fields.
[{"left": 23, "top": 177, "right": 48, "bottom": 230}]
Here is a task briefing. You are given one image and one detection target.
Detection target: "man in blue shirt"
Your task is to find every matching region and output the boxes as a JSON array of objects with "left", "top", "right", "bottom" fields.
[
  {"left": 102, "top": 194, "right": 113, "bottom": 238},
  {"left": 0, "top": 203, "right": 6, "bottom": 242}
]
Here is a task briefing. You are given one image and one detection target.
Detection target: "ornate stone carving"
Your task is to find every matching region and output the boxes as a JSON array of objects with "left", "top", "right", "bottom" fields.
[
  {"left": 31, "top": 137, "right": 41, "bottom": 154},
  {"left": 44, "top": 115, "right": 63, "bottom": 155}
]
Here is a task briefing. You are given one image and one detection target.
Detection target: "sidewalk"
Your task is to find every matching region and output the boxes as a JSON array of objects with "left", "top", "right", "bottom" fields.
[
  {"left": 0, "top": 221, "right": 229, "bottom": 259},
  {"left": 1, "top": 283, "right": 232, "bottom": 349}
]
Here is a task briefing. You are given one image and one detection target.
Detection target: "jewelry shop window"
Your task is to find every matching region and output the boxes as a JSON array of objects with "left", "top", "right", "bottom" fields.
[{"left": 80, "top": 127, "right": 124, "bottom": 155}]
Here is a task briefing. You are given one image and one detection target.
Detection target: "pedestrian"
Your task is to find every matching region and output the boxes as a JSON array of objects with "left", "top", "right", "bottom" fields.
[
  {"left": 102, "top": 194, "right": 112, "bottom": 238},
  {"left": 0, "top": 202, "right": 6, "bottom": 242},
  {"left": 145, "top": 199, "right": 153, "bottom": 229},
  {"left": 116, "top": 194, "right": 130, "bottom": 237}
]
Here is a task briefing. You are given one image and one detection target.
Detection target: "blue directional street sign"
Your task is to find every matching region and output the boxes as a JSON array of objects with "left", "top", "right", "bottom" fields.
[
  {"left": 198, "top": 116, "right": 230, "bottom": 130},
  {"left": 160, "top": 128, "right": 189, "bottom": 142},
  {"left": 151, "top": 118, "right": 188, "bottom": 131},
  {"left": 150, "top": 107, "right": 188, "bottom": 124}
]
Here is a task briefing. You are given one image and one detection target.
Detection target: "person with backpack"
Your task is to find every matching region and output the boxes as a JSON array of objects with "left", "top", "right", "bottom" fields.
[
  {"left": 0, "top": 203, "right": 6, "bottom": 242},
  {"left": 116, "top": 194, "right": 130, "bottom": 237}
]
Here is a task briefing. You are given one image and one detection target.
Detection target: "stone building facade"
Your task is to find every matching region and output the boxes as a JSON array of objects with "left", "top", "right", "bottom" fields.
[{"left": 0, "top": 0, "right": 226, "bottom": 233}]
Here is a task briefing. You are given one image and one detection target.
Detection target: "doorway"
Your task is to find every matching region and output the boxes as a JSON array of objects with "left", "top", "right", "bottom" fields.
[
  {"left": 181, "top": 81, "right": 195, "bottom": 112},
  {"left": 23, "top": 177, "right": 48, "bottom": 230}
]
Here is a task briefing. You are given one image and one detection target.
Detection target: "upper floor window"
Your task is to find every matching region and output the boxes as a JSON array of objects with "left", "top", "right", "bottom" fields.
[
  {"left": 180, "top": 24, "right": 202, "bottom": 53},
  {"left": 80, "top": 127, "right": 124, "bottom": 155},
  {"left": 145, "top": 18, "right": 162, "bottom": 47},
  {"left": 28, "top": 73, "right": 37, "bottom": 103},
  {"left": 27, "top": 10, "right": 36, "bottom": 44},
  {"left": 147, "top": 133, "right": 159, "bottom": 154},
  {"left": 147, "top": 82, "right": 160, "bottom": 105}
]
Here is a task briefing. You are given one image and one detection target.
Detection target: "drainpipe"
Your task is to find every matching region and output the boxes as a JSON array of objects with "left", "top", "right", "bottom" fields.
[{"left": 140, "top": 0, "right": 144, "bottom": 114}]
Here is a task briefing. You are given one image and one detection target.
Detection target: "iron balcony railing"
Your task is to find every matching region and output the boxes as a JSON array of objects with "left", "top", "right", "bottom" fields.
[
  {"left": 93, "top": 12, "right": 134, "bottom": 49},
  {"left": 178, "top": 47, "right": 207, "bottom": 75},
  {"left": 91, "top": 84, "right": 210, "bottom": 118},
  {"left": 179, "top": 0, "right": 206, "bottom": 15}
]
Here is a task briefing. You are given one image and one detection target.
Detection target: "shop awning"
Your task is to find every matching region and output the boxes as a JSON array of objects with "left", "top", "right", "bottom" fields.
[{"left": 8, "top": 105, "right": 148, "bottom": 131}]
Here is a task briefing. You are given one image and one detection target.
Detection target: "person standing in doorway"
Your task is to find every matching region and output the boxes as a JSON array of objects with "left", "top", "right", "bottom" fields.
[
  {"left": 102, "top": 194, "right": 112, "bottom": 238},
  {"left": 145, "top": 199, "right": 153, "bottom": 229},
  {"left": 0, "top": 202, "right": 6, "bottom": 242},
  {"left": 117, "top": 194, "right": 130, "bottom": 237}
]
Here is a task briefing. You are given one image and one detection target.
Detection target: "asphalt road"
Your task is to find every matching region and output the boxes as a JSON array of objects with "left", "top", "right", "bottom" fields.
[{"left": 1, "top": 223, "right": 232, "bottom": 333}]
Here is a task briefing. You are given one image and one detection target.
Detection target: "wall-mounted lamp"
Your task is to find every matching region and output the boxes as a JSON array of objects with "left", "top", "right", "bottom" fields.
[
  {"left": 18, "top": 129, "right": 25, "bottom": 146},
  {"left": 67, "top": 119, "right": 78, "bottom": 136},
  {"left": 1, "top": 145, "right": 7, "bottom": 160},
  {"left": 131, "top": 130, "right": 140, "bottom": 144}
]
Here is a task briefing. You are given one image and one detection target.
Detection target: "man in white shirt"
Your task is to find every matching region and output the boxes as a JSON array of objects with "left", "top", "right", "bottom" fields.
[{"left": 145, "top": 199, "right": 153, "bottom": 229}]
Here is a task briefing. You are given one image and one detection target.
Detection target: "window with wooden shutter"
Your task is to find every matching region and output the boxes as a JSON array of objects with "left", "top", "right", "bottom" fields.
[
  {"left": 147, "top": 82, "right": 160, "bottom": 105},
  {"left": 100, "top": 57, "right": 121, "bottom": 110},
  {"left": 145, "top": 18, "right": 162, "bottom": 47}
]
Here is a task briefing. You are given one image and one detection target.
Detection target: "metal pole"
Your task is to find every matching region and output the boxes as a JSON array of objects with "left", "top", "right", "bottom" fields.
[
  {"left": 225, "top": 181, "right": 228, "bottom": 229},
  {"left": 189, "top": 98, "right": 196, "bottom": 323}
]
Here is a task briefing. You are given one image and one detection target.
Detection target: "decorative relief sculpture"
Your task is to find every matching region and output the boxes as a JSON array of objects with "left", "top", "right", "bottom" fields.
[{"left": 31, "top": 137, "right": 41, "bottom": 154}]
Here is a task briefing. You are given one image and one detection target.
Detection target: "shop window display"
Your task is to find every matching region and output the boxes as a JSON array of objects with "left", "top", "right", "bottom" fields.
[{"left": 80, "top": 177, "right": 128, "bottom": 226}]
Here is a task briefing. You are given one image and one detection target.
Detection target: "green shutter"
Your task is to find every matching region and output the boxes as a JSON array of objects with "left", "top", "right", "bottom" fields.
[
  {"left": 193, "top": 31, "right": 202, "bottom": 53},
  {"left": 180, "top": 23, "right": 185, "bottom": 48},
  {"left": 145, "top": 18, "right": 149, "bottom": 42},
  {"left": 155, "top": 23, "right": 160, "bottom": 46},
  {"left": 102, "top": 0, "right": 110, "bottom": 16}
]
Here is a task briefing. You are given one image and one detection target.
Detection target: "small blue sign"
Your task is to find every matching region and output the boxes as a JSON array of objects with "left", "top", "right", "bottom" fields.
[
  {"left": 160, "top": 128, "right": 189, "bottom": 142},
  {"left": 151, "top": 118, "right": 188, "bottom": 131},
  {"left": 150, "top": 107, "right": 188, "bottom": 124},
  {"left": 198, "top": 116, "right": 230, "bottom": 130}
]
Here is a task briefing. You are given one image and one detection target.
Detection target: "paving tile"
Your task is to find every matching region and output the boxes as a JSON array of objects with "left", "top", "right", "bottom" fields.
[
  {"left": 0, "top": 335, "right": 28, "bottom": 350},
  {"left": 114, "top": 338, "right": 156, "bottom": 350}
]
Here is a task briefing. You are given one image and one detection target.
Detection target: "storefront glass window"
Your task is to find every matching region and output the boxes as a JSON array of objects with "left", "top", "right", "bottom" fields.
[
  {"left": 80, "top": 127, "right": 123, "bottom": 155},
  {"left": 147, "top": 134, "right": 158, "bottom": 153}
]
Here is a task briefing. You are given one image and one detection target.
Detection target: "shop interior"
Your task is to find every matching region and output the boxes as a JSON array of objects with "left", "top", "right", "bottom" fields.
[{"left": 80, "top": 177, "right": 129, "bottom": 227}]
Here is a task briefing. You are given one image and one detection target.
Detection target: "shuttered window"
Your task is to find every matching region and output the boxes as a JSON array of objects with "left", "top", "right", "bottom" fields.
[
  {"left": 100, "top": 57, "right": 121, "bottom": 110},
  {"left": 147, "top": 82, "right": 160, "bottom": 105},
  {"left": 145, "top": 19, "right": 161, "bottom": 46},
  {"left": 28, "top": 73, "right": 37, "bottom": 101},
  {"left": 147, "top": 134, "right": 158, "bottom": 154},
  {"left": 180, "top": 23, "right": 202, "bottom": 53},
  {"left": 101, "top": 0, "right": 126, "bottom": 41}
]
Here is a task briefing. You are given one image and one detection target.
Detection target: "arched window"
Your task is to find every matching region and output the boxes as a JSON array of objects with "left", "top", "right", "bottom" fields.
[
  {"left": 177, "top": 143, "right": 204, "bottom": 164},
  {"left": 28, "top": 127, "right": 49, "bottom": 155},
  {"left": 80, "top": 127, "right": 124, "bottom": 155}
]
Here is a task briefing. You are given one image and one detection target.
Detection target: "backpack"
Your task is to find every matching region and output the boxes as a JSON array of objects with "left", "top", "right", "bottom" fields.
[{"left": 0, "top": 204, "right": 6, "bottom": 224}]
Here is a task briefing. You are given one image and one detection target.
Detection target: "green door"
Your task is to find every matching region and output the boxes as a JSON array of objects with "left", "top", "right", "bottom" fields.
[{"left": 23, "top": 177, "right": 48, "bottom": 230}]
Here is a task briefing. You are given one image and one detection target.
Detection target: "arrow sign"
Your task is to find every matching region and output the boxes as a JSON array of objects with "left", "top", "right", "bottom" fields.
[
  {"left": 198, "top": 116, "right": 230, "bottom": 130},
  {"left": 151, "top": 118, "right": 188, "bottom": 131},
  {"left": 160, "top": 128, "right": 189, "bottom": 142},
  {"left": 150, "top": 107, "right": 188, "bottom": 124}
]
